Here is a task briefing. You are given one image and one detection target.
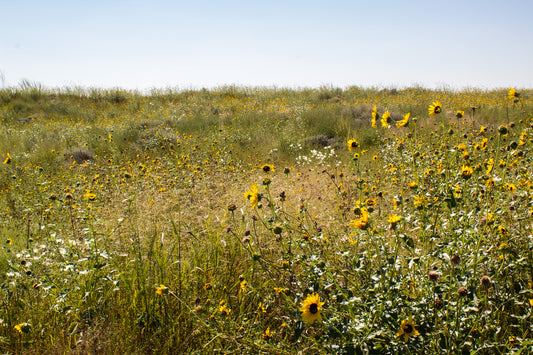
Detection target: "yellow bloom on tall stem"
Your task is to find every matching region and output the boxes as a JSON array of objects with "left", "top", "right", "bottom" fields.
[
  {"left": 485, "top": 158, "right": 494, "bottom": 174},
  {"left": 461, "top": 165, "right": 473, "bottom": 179},
  {"left": 3, "top": 153, "right": 11, "bottom": 165},
  {"left": 156, "top": 284, "right": 168, "bottom": 296},
  {"left": 219, "top": 304, "right": 232, "bottom": 316},
  {"left": 299, "top": 293, "right": 324, "bottom": 324},
  {"left": 396, "top": 113, "right": 409, "bottom": 128},
  {"left": 397, "top": 316, "right": 420, "bottom": 341},
  {"left": 519, "top": 131, "right": 528, "bottom": 145},
  {"left": 350, "top": 207, "right": 369, "bottom": 230},
  {"left": 428, "top": 101, "right": 442, "bottom": 116},
  {"left": 371, "top": 105, "right": 379, "bottom": 128},
  {"left": 388, "top": 214, "right": 402, "bottom": 229},
  {"left": 240, "top": 279, "right": 248, "bottom": 292},
  {"left": 381, "top": 111, "right": 391, "bottom": 128},
  {"left": 244, "top": 184, "right": 260, "bottom": 209},
  {"left": 508, "top": 87, "right": 519, "bottom": 100}
]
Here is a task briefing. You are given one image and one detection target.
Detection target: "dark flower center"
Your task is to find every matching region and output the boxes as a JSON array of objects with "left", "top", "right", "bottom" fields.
[
  {"left": 351, "top": 142, "right": 358, "bottom": 148},
  {"left": 404, "top": 324, "right": 413, "bottom": 334},
  {"left": 309, "top": 303, "right": 318, "bottom": 314},
  {"left": 435, "top": 106, "right": 441, "bottom": 113},
  {"left": 263, "top": 166, "right": 271, "bottom": 172}
]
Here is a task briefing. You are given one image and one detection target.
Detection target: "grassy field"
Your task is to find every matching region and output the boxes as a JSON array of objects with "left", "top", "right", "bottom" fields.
[{"left": 1, "top": 84, "right": 533, "bottom": 354}]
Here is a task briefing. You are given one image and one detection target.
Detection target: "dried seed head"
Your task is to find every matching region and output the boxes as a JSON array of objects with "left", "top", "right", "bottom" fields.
[
  {"left": 480, "top": 275, "right": 491, "bottom": 288},
  {"left": 458, "top": 286, "right": 468, "bottom": 297},
  {"left": 428, "top": 270, "right": 440, "bottom": 282},
  {"left": 451, "top": 254, "right": 461, "bottom": 265}
]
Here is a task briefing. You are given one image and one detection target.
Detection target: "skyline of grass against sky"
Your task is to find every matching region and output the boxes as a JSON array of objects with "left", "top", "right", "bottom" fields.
[{"left": 1, "top": 0, "right": 532, "bottom": 90}]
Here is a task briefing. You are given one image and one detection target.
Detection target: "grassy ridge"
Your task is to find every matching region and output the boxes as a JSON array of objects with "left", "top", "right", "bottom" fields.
[{"left": 1, "top": 85, "right": 533, "bottom": 353}]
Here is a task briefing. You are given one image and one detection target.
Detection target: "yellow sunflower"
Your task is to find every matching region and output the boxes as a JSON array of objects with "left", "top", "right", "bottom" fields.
[
  {"left": 262, "top": 327, "right": 273, "bottom": 340},
  {"left": 219, "top": 304, "right": 232, "bottom": 316},
  {"left": 396, "top": 113, "right": 410, "bottom": 128},
  {"left": 498, "top": 125, "right": 508, "bottom": 135},
  {"left": 371, "top": 105, "right": 379, "bottom": 128},
  {"left": 365, "top": 198, "right": 376, "bottom": 207},
  {"left": 261, "top": 164, "right": 275, "bottom": 173},
  {"left": 397, "top": 316, "right": 420, "bottom": 341},
  {"left": 519, "top": 131, "right": 528, "bottom": 145},
  {"left": 347, "top": 139, "right": 359, "bottom": 151},
  {"left": 388, "top": 214, "right": 402, "bottom": 229},
  {"left": 350, "top": 207, "right": 369, "bottom": 230},
  {"left": 381, "top": 111, "right": 391, "bottom": 128},
  {"left": 508, "top": 87, "right": 519, "bottom": 100},
  {"left": 14, "top": 323, "right": 32, "bottom": 334},
  {"left": 461, "top": 165, "right": 473, "bottom": 179},
  {"left": 299, "top": 293, "right": 324, "bottom": 324},
  {"left": 456, "top": 110, "right": 465, "bottom": 118},
  {"left": 240, "top": 279, "right": 247, "bottom": 292},
  {"left": 480, "top": 138, "right": 488, "bottom": 150},
  {"left": 485, "top": 158, "right": 494, "bottom": 174},
  {"left": 244, "top": 184, "right": 260, "bottom": 209},
  {"left": 428, "top": 101, "right": 442, "bottom": 116},
  {"left": 3, "top": 153, "right": 11, "bottom": 165},
  {"left": 413, "top": 195, "right": 427, "bottom": 209},
  {"left": 84, "top": 190, "right": 96, "bottom": 200},
  {"left": 156, "top": 284, "right": 169, "bottom": 296}
]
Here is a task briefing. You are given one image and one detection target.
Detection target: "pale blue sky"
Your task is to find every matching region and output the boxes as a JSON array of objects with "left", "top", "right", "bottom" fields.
[{"left": 1, "top": 0, "right": 532, "bottom": 90}]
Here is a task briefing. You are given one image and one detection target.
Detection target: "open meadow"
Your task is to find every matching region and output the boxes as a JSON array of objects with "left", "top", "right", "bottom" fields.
[{"left": 1, "top": 85, "right": 533, "bottom": 354}]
